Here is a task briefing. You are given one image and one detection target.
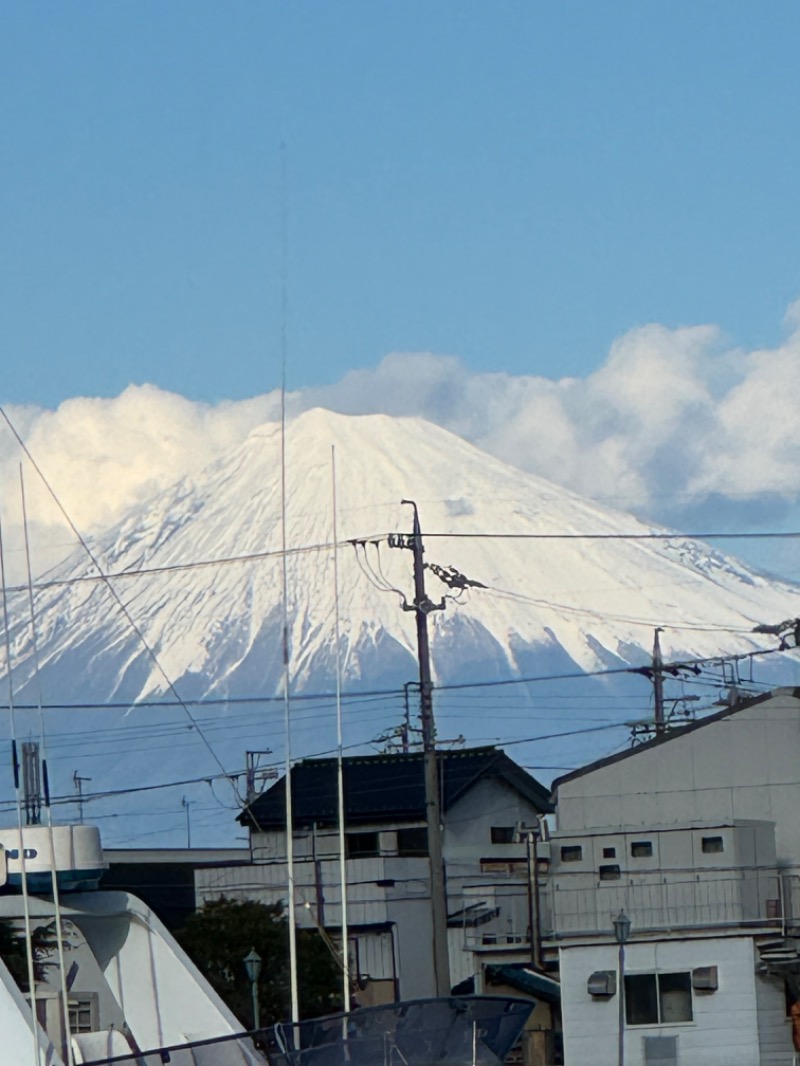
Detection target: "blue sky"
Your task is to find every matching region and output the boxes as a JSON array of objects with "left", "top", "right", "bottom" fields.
[{"left": 3, "top": 2, "right": 800, "bottom": 408}]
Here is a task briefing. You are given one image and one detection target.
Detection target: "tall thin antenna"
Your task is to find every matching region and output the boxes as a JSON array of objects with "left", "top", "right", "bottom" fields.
[
  {"left": 331, "top": 446, "right": 350, "bottom": 1012},
  {"left": 279, "top": 140, "right": 300, "bottom": 1026},
  {"left": 0, "top": 518, "right": 40, "bottom": 1066},
  {"left": 21, "top": 467, "right": 75, "bottom": 1066}
]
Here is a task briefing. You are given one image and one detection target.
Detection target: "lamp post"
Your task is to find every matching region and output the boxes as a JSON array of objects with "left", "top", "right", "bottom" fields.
[
  {"left": 244, "top": 948, "right": 262, "bottom": 1031},
  {"left": 613, "top": 910, "right": 631, "bottom": 1066}
]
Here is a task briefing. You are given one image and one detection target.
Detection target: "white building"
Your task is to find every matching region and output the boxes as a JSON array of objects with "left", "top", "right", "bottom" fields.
[
  {"left": 195, "top": 747, "right": 554, "bottom": 1005},
  {"left": 547, "top": 687, "right": 800, "bottom": 1066}
]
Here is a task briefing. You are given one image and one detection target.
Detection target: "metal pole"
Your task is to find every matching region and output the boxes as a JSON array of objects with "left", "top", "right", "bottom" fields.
[
  {"left": 526, "top": 828, "right": 543, "bottom": 968},
  {"left": 402, "top": 500, "right": 450, "bottom": 996},
  {"left": 653, "top": 627, "right": 665, "bottom": 735},
  {"left": 182, "top": 796, "right": 191, "bottom": 848},
  {"left": 525, "top": 831, "right": 536, "bottom": 965},
  {"left": 613, "top": 911, "right": 630, "bottom": 1066},
  {"left": 618, "top": 941, "right": 625, "bottom": 1066},
  {"left": 402, "top": 682, "right": 413, "bottom": 754},
  {"left": 252, "top": 976, "right": 260, "bottom": 1031},
  {"left": 331, "top": 448, "right": 350, "bottom": 1014}
]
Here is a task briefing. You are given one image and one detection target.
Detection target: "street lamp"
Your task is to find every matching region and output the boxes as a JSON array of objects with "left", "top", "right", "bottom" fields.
[
  {"left": 612, "top": 911, "right": 631, "bottom": 1066},
  {"left": 244, "top": 948, "right": 263, "bottom": 1031}
]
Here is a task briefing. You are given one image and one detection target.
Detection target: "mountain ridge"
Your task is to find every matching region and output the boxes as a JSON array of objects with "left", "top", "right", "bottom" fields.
[
  {"left": 6, "top": 407, "right": 798, "bottom": 703},
  {"left": 2, "top": 407, "right": 798, "bottom": 846}
]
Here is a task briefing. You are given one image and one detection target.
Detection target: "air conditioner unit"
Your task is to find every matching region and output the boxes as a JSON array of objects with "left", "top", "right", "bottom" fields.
[
  {"left": 587, "top": 970, "right": 617, "bottom": 997},
  {"left": 692, "top": 965, "right": 719, "bottom": 991},
  {"left": 644, "top": 1035, "right": 677, "bottom": 1065}
]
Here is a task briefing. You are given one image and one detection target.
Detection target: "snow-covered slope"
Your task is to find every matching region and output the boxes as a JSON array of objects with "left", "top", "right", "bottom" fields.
[
  {"left": 3, "top": 409, "right": 799, "bottom": 845},
  {"left": 10, "top": 407, "right": 798, "bottom": 698}
]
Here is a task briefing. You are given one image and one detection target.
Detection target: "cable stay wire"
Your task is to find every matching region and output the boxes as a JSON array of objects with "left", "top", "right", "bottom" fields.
[
  {"left": 350, "top": 539, "right": 407, "bottom": 603},
  {"left": 476, "top": 582, "right": 761, "bottom": 634},
  {"left": 0, "top": 406, "right": 240, "bottom": 799}
]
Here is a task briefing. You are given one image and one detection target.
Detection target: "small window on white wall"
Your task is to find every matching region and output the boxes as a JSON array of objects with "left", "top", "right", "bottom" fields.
[
  {"left": 625, "top": 972, "right": 692, "bottom": 1025},
  {"left": 561, "top": 845, "right": 582, "bottom": 862},
  {"left": 702, "top": 835, "right": 724, "bottom": 854}
]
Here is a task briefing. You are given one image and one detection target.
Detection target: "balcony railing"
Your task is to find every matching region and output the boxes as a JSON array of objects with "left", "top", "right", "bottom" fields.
[{"left": 547, "top": 868, "right": 784, "bottom": 938}]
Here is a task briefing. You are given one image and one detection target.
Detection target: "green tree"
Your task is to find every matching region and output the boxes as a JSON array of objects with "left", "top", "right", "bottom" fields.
[{"left": 177, "top": 897, "right": 342, "bottom": 1027}]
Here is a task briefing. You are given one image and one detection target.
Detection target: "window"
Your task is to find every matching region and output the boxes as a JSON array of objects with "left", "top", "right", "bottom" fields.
[
  {"left": 69, "top": 994, "right": 98, "bottom": 1034},
  {"left": 625, "top": 972, "right": 692, "bottom": 1025},
  {"left": 599, "top": 864, "right": 620, "bottom": 880},
  {"left": 397, "top": 827, "right": 428, "bottom": 856},
  {"left": 631, "top": 841, "right": 653, "bottom": 857},
  {"left": 701, "top": 836, "right": 724, "bottom": 854},
  {"left": 346, "top": 831, "right": 380, "bottom": 858},
  {"left": 602, "top": 846, "right": 616, "bottom": 858},
  {"left": 561, "top": 845, "right": 582, "bottom": 862},
  {"left": 491, "top": 826, "right": 516, "bottom": 844}
]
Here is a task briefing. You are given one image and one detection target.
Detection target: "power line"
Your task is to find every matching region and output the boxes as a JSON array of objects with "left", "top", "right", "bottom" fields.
[
  {"left": 5, "top": 525, "right": 799, "bottom": 596},
  {"left": 9, "top": 540, "right": 336, "bottom": 594},
  {"left": 413, "top": 530, "right": 800, "bottom": 542}
]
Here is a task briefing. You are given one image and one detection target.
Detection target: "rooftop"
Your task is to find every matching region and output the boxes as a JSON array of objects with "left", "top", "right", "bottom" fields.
[{"left": 240, "top": 746, "right": 552, "bottom": 830}]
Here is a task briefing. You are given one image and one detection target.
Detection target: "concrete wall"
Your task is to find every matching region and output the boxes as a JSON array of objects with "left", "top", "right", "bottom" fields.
[
  {"left": 549, "top": 821, "right": 781, "bottom": 935},
  {"left": 555, "top": 691, "right": 800, "bottom": 866},
  {"left": 560, "top": 936, "right": 761, "bottom": 1066},
  {"left": 756, "top": 965, "right": 794, "bottom": 1066}
]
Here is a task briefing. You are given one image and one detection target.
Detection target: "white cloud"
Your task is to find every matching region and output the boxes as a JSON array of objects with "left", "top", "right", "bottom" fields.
[
  {"left": 3, "top": 308, "right": 800, "bottom": 580},
  {"left": 0, "top": 385, "right": 274, "bottom": 578}
]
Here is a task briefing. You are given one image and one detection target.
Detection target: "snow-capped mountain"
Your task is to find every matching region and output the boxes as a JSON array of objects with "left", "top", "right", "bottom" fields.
[
  {"left": 3, "top": 408, "right": 799, "bottom": 846},
  {"left": 10, "top": 407, "right": 799, "bottom": 696}
]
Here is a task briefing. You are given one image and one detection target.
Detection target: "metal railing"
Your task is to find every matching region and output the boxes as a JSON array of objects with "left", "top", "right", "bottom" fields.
[{"left": 547, "top": 868, "right": 784, "bottom": 937}]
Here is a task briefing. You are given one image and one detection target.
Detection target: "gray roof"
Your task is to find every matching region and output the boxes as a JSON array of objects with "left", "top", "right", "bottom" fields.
[
  {"left": 239, "top": 746, "right": 553, "bottom": 830},
  {"left": 550, "top": 687, "right": 798, "bottom": 795}
]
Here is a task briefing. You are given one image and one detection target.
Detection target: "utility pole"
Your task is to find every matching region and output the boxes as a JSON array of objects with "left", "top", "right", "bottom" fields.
[
  {"left": 73, "top": 771, "right": 92, "bottom": 825},
  {"left": 519, "top": 822, "right": 544, "bottom": 969},
  {"left": 182, "top": 796, "right": 192, "bottom": 849},
  {"left": 21, "top": 742, "right": 41, "bottom": 826},
  {"left": 402, "top": 682, "right": 419, "bottom": 754},
  {"left": 245, "top": 750, "right": 275, "bottom": 805},
  {"left": 652, "top": 627, "right": 665, "bottom": 735},
  {"left": 391, "top": 500, "right": 451, "bottom": 996}
]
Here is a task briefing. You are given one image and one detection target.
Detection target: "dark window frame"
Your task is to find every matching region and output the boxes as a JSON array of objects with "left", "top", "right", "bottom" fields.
[
  {"left": 599, "top": 864, "right": 621, "bottom": 881},
  {"left": 625, "top": 972, "right": 692, "bottom": 1026},
  {"left": 346, "top": 830, "right": 381, "bottom": 859},
  {"left": 701, "top": 835, "right": 724, "bottom": 854},
  {"left": 561, "top": 845, "right": 583, "bottom": 863},
  {"left": 397, "top": 826, "right": 429, "bottom": 856},
  {"left": 631, "top": 841, "right": 653, "bottom": 858}
]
